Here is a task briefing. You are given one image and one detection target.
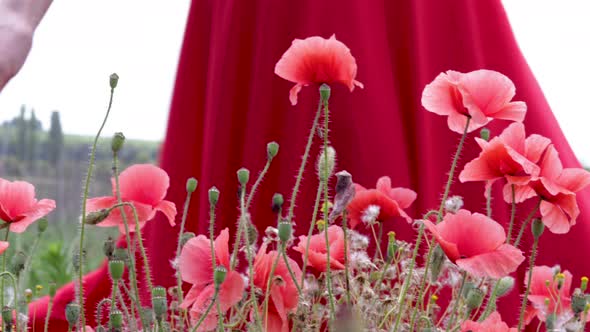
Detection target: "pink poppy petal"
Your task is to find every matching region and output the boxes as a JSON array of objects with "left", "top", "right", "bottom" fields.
[
  {"left": 447, "top": 111, "right": 484, "bottom": 134},
  {"left": 421, "top": 72, "right": 460, "bottom": 116},
  {"left": 524, "top": 134, "right": 551, "bottom": 164},
  {"left": 180, "top": 284, "right": 204, "bottom": 309},
  {"left": 8, "top": 198, "right": 56, "bottom": 233},
  {"left": 502, "top": 183, "right": 536, "bottom": 204},
  {"left": 456, "top": 244, "right": 524, "bottom": 279},
  {"left": 558, "top": 168, "right": 590, "bottom": 193},
  {"left": 492, "top": 101, "right": 527, "bottom": 122},
  {"left": 116, "top": 164, "right": 170, "bottom": 207},
  {"left": 539, "top": 146, "right": 563, "bottom": 180},
  {"left": 423, "top": 219, "right": 461, "bottom": 262},
  {"left": 214, "top": 228, "right": 231, "bottom": 268},
  {"left": 0, "top": 180, "right": 36, "bottom": 219},
  {"left": 218, "top": 271, "right": 245, "bottom": 311},
  {"left": 189, "top": 285, "right": 219, "bottom": 332},
  {"left": 179, "top": 235, "right": 214, "bottom": 287},
  {"left": 94, "top": 201, "right": 154, "bottom": 232},
  {"left": 0, "top": 241, "right": 8, "bottom": 255},
  {"left": 289, "top": 84, "right": 303, "bottom": 106},
  {"left": 154, "top": 200, "right": 177, "bottom": 227},
  {"left": 499, "top": 123, "right": 526, "bottom": 154},
  {"left": 458, "top": 70, "right": 517, "bottom": 117},
  {"left": 388, "top": 188, "right": 417, "bottom": 209}
]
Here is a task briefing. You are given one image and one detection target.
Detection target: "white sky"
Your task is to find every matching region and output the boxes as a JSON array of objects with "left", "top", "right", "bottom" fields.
[{"left": 0, "top": 1, "right": 588, "bottom": 164}]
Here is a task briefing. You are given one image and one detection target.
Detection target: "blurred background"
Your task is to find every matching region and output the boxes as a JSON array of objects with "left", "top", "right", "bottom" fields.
[{"left": 0, "top": 0, "right": 587, "bottom": 288}]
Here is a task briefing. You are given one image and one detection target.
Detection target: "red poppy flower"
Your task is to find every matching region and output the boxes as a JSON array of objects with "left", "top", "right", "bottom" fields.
[
  {"left": 423, "top": 209, "right": 525, "bottom": 279},
  {"left": 523, "top": 266, "right": 573, "bottom": 326},
  {"left": 252, "top": 242, "right": 301, "bottom": 332},
  {"left": 0, "top": 179, "right": 55, "bottom": 233},
  {"left": 421, "top": 69, "right": 527, "bottom": 133},
  {"left": 347, "top": 176, "right": 416, "bottom": 229},
  {"left": 179, "top": 228, "right": 245, "bottom": 331},
  {"left": 293, "top": 225, "right": 346, "bottom": 272},
  {"left": 510, "top": 146, "right": 590, "bottom": 234},
  {"left": 275, "top": 34, "right": 363, "bottom": 105},
  {"left": 459, "top": 122, "right": 551, "bottom": 200},
  {"left": 86, "top": 164, "right": 177, "bottom": 233},
  {"left": 461, "top": 312, "right": 516, "bottom": 332}
]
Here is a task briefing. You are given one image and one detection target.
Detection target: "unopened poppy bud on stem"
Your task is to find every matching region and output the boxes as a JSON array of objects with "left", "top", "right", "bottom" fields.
[
  {"left": 180, "top": 232, "right": 195, "bottom": 248},
  {"left": 278, "top": 221, "right": 292, "bottom": 243},
  {"left": 480, "top": 127, "right": 490, "bottom": 141},
  {"left": 272, "top": 193, "right": 284, "bottom": 213},
  {"left": 531, "top": 218, "right": 544, "bottom": 239},
  {"left": 152, "top": 286, "right": 167, "bottom": 298},
  {"left": 496, "top": 276, "right": 515, "bottom": 297},
  {"left": 186, "top": 177, "right": 198, "bottom": 193},
  {"left": 110, "top": 310, "right": 123, "bottom": 328},
  {"left": 111, "top": 132, "right": 125, "bottom": 153},
  {"left": 37, "top": 218, "right": 48, "bottom": 233},
  {"left": 208, "top": 186, "right": 220, "bottom": 206},
  {"left": 267, "top": 141, "right": 279, "bottom": 160},
  {"left": 237, "top": 167, "right": 250, "bottom": 186},
  {"left": 65, "top": 303, "right": 80, "bottom": 327},
  {"left": 214, "top": 265, "right": 227, "bottom": 288},
  {"left": 109, "top": 73, "right": 119, "bottom": 89},
  {"left": 85, "top": 209, "right": 110, "bottom": 225},
  {"left": 108, "top": 260, "right": 125, "bottom": 281},
  {"left": 466, "top": 288, "right": 484, "bottom": 311},
  {"left": 319, "top": 84, "right": 331, "bottom": 103},
  {"left": 317, "top": 147, "right": 336, "bottom": 182},
  {"left": 246, "top": 221, "right": 258, "bottom": 246}
]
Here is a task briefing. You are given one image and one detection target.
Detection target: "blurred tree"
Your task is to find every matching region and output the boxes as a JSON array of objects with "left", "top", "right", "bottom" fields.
[
  {"left": 16, "top": 105, "right": 26, "bottom": 161},
  {"left": 47, "top": 111, "right": 64, "bottom": 167},
  {"left": 26, "top": 109, "right": 41, "bottom": 171}
]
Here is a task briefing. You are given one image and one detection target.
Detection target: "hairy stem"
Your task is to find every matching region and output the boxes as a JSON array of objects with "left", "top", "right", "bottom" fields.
[{"left": 518, "top": 236, "right": 540, "bottom": 330}]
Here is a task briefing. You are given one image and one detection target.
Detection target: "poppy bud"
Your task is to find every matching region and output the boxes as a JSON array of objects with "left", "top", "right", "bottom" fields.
[
  {"left": 111, "top": 132, "right": 125, "bottom": 153},
  {"left": 109, "top": 310, "right": 123, "bottom": 328},
  {"left": 85, "top": 209, "right": 110, "bottom": 225},
  {"left": 65, "top": 303, "right": 80, "bottom": 327},
  {"left": 246, "top": 221, "right": 258, "bottom": 246},
  {"left": 531, "top": 218, "right": 544, "bottom": 239},
  {"left": 2, "top": 306, "right": 12, "bottom": 326},
  {"left": 278, "top": 221, "right": 292, "bottom": 243},
  {"left": 109, "top": 73, "right": 119, "bottom": 89},
  {"left": 208, "top": 186, "right": 220, "bottom": 206},
  {"left": 237, "top": 168, "right": 250, "bottom": 186},
  {"left": 319, "top": 84, "right": 331, "bottom": 103},
  {"left": 267, "top": 141, "right": 279, "bottom": 160},
  {"left": 24, "top": 289, "right": 33, "bottom": 303},
  {"left": 429, "top": 246, "right": 446, "bottom": 282},
  {"left": 272, "top": 193, "right": 284, "bottom": 213},
  {"left": 571, "top": 289, "right": 587, "bottom": 314},
  {"left": 152, "top": 286, "right": 167, "bottom": 298},
  {"left": 317, "top": 147, "right": 336, "bottom": 182},
  {"left": 37, "top": 218, "right": 48, "bottom": 233},
  {"left": 180, "top": 232, "right": 195, "bottom": 248},
  {"left": 581, "top": 276, "right": 588, "bottom": 292},
  {"left": 214, "top": 265, "right": 227, "bottom": 288},
  {"left": 186, "top": 177, "right": 198, "bottom": 193},
  {"left": 465, "top": 288, "right": 484, "bottom": 311},
  {"left": 496, "top": 276, "right": 515, "bottom": 298},
  {"left": 480, "top": 127, "right": 490, "bottom": 141},
  {"left": 152, "top": 296, "right": 167, "bottom": 321},
  {"left": 108, "top": 260, "right": 125, "bottom": 281},
  {"left": 103, "top": 237, "right": 115, "bottom": 259}
]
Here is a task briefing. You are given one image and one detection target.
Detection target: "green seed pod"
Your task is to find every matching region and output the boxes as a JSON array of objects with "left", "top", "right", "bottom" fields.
[
  {"left": 267, "top": 141, "right": 279, "bottom": 160},
  {"left": 531, "top": 218, "right": 544, "bottom": 239},
  {"left": 111, "top": 132, "right": 125, "bottom": 153},
  {"left": 278, "top": 221, "right": 292, "bottom": 243},
  {"left": 65, "top": 303, "right": 80, "bottom": 327},
  {"left": 237, "top": 168, "right": 250, "bottom": 186},
  {"left": 108, "top": 260, "right": 125, "bottom": 281},
  {"left": 186, "top": 177, "right": 198, "bottom": 193},
  {"left": 85, "top": 209, "right": 110, "bottom": 225},
  {"left": 152, "top": 296, "right": 167, "bottom": 320},
  {"left": 37, "top": 218, "right": 48, "bottom": 233},
  {"left": 152, "top": 286, "right": 167, "bottom": 298},
  {"left": 496, "top": 276, "right": 515, "bottom": 298},
  {"left": 319, "top": 84, "right": 331, "bottom": 103},
  {"left": 208, "top": 186, "right": 220, "bottom": 206},
  {"left": 112, "top": 248, "right": 129, "bottom": 263},
  {"left": 465, "top": 288, "right": 484, "bottom": 311},
  {"left": 109, "top": 310, "right": 123, "bottom": 328},
  {"left": 480, "top": 127, "right": 491, "bottom": 141},
  {"left": 214, "top": 265, "right": 227, "bottom": 287},
  {"left": 109, "top": 73, "right": 119, "bottom": 89},
  {"left": 180, "top": 232, "right": 196, "bottom": 248}
]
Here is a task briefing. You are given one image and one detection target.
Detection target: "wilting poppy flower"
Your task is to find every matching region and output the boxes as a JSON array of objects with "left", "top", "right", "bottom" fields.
[
  {"left": 293, "top": 225, "right": 346, "bottom": 272},
  {"left": 523, "top": 265, "right": 573, "bottom": 326},
  {"left": 459, "top": 122, "right": 551, "bottom": 200},
  {"left": 461, "top": 312, "right": 516, "bottom": 332},
  {"left": 510, "top": 145, "right": 590, "bottom": 234},
  {"left": 0, "top": 179, "right": 55, "bottom": 233},
  {"left": 275, "top": 34, "right": 363, "bottom": 105},
  {"left": 347, "top": 176, "right": 416, "bottom": 229},
  {"left": 421, "top": 69, "right": 527, "bottom": 133},
  {"left": 252, "top": 242, "right": 301, "bottom": 332},
  {"left": 179, "top": 228, "right": 245, "bottom": 332},
  {"left": 423, "top": 209, "right": 524, "bottom": 279},
  {"left": 86, "top": 164, "right": 177, "bottom": 233}
]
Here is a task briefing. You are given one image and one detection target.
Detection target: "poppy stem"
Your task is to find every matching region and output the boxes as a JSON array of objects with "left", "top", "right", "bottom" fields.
[
  {"left": 342, "top": 210, "right": 352, "bottom": 304},
  {"left": 518, "top": 234, "right": 540, "bottom": 331},
  {"left": 280, "top": 248, "right": 303, "bottom": 296},
  {"left": 77, "top": 80, "right": 116, "bottom": 329},
  {"left": 437, "top": 117, "right": 471, "bottom": 222},
  {"left": 300, "top": 183, "right": 323, "bottom": 288},
  {"left": 246, "top": 158, "right": 273, "bottom": 211},
  {"left": 486, "top": 181, "right": 493, "bottom": 218},
  {"left": 446, "top": 270, "right": 468, "bottom": 331},
  {"left": 479, "top": 281, "right": 500, "bottom": 321},
  {"left": 0, "top": 271, "right": 19, "bottom": 331},
  {"left": 0, "top": 227, "right": 8, "bottom": 330},
  {"left": 190, "top": 288, "right": 219, "bottom": 332},
  {"left": 513, "top": 198, "right": 541, "bottom": 248},
  {"left": 506, "top": 184, "right": 516, "bottom": 244},
  {"left": 207, "top": 202, "right": 225, "bottom": 332},
  {"left": 263, "top": 242, "right": 281, "bottom": 330},
  {"left": 43, "top": 291, "right": 54, "bottom": 332}
]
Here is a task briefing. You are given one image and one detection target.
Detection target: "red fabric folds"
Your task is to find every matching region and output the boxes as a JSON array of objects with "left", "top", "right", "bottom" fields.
[{"left": 30, "top": 0, "right": 590, "bottom": 330}]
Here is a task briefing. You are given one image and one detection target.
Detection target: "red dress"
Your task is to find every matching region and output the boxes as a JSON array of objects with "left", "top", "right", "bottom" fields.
[{"left": 30, "top": 0, "right": 590, "bottom": 330}]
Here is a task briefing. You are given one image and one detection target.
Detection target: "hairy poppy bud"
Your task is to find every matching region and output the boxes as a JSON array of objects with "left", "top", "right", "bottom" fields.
[
  {"left": 496, "top": 276, "right": 515, "bottom": 298},
  {"left": 186, "top": 177, "right": 198, "bottom": 193},
  {"left": 37, "top": 218, "right": 48, "bottom": 233},
  {"left": 572, "top": 289, "right": 587, "bottom": 314},
  {"left": 317, "top": 147, "right": 336, "bottom": 182},
  {"left": 272, "top": 193, "right": 284, "bottom": 213},
  {"left": 531, "top": 218, "right": 544, "bottom": 239},
  {"left": 246, "top": 221, "right": 258, "bottom": 246},
  {"left": 278, "top": 221, "right": 292, "bottom": 243},
  {"left": 214, "top": 265, "right": 227, "bottom": 288},
  {"left": 267, "top": 141, "right": 279, "bottom": 160},
  {"left": 208, "top": 186, "right": 220, "bottom": 206},
  {"left": 109, "top": 73, "right": 119, "bottom": 89},
  {"left": 152, "top": 296, "right": 167, "bottom": 321},
  {"left": 65, "top": 303, "right": 80, "bottom": 327},
  {"left": 85, "top": 209, "right": 110, "bottom": 225},
  {"left": 237, "top": 168, "right": 250, "bottom": 186},
  {"left": 429, "top": 246, "right": 446, "bottom": 282},
  {"left": 111, "top": 132, "right": 125, "bottom": 153},
  {"left": 108, "top": 260, "right": 125, "bottom": 281},
  {"left": 180, "top": 232, "right": 195, "bottom": 248},
  {"left": 319, "top": 84, "right": 331, "bottom": 103},
  {"left": 109, "top": 310, "right": 123, "bottom": 328},
  {"left": 465, "top": 288, "right": 484, "bottom": 311},
  {"left": 12, "top": 251, "right": 26, "bottom": 274}
]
